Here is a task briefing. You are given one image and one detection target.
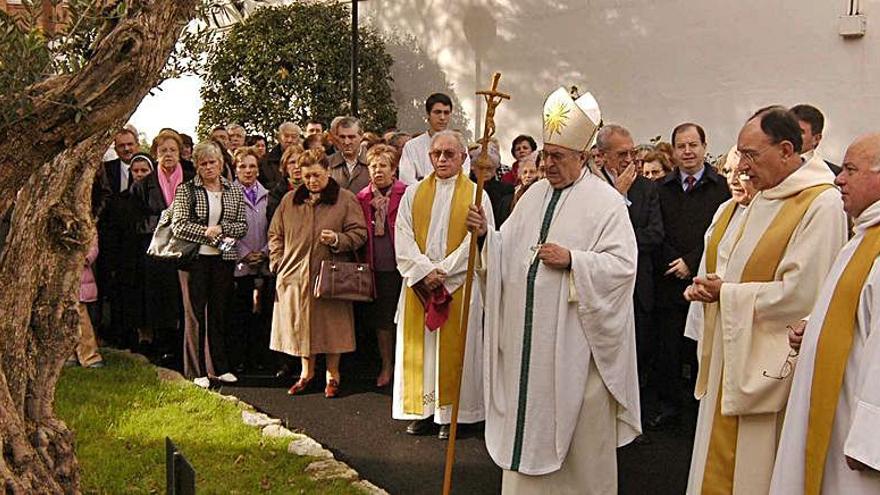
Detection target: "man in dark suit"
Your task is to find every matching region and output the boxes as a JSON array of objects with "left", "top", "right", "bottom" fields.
[
  {"left": 261, "top": 122, "right": 301, "bottom": 190},
  {"left": 595, "top": 125, "right": 664, "bottom": 393},
  {"left": 791, "top": 104, "right": 841, "bottom": 175},
  {"left": 649, "top": 122, "right": 730, "bottom": 429},
  {"left": 96, "top": 127, "right": 139, "bottom": 346}
]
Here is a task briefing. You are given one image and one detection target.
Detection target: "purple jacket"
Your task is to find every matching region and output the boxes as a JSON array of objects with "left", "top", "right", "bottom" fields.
[
  {"left": 355, "top": 180, "right": 406, "bottom": 269},
  {"left": 235, "top": 180, "right": 270, "bottom": 277},
  {"left": 80, "top": 242, "right": 99, "bottom": 303}
]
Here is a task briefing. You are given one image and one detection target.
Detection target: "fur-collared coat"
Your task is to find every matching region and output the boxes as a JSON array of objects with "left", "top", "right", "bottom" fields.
[{"left": 267, "top": 178, "right": 367, "bottom": 356}]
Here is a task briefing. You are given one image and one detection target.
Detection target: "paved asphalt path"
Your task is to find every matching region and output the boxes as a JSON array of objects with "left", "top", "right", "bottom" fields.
[{"left": 219, "top": 352, "right": 697, "bottom": 495}]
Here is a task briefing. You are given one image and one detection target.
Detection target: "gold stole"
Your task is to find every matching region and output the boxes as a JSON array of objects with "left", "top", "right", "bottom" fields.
[
  {"left": 402, "top": 173, "right": 474, "bottom": 415},
  {"left": 696, "top": 201, "right": 739, "bottom": 398},
  {"left": 804, "top": 224, "right": 880, "bottom": 494},
  {"left": 702, "top": 184, "right": 832, "bottom": 494}
]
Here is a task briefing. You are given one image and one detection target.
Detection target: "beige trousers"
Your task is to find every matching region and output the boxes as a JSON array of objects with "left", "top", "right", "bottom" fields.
[{"left": 75, "top": 303, "right": 103, "bottom": 367}]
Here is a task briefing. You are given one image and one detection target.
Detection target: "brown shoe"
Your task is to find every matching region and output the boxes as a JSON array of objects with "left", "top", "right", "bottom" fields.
[
  {"left": 324, "top": 378, "right": 340, "bottom": 398},
  {"left": 287, "top": 376, "right": 313, "bottom": 395}
]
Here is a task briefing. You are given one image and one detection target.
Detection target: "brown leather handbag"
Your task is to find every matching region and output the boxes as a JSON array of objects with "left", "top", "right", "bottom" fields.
[{"left": 313, "top": 254, "right": 374, "bottom": 302}]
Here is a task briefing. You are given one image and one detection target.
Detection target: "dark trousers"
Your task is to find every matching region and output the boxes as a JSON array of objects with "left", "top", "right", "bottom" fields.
[
  {"left": 229, "top": 274, "right": 273, "bottom": 372},
  {"left": 183, "top": 255, "right": 233, "bottom": 379},
  {"left": 634, "top": 301, "right": 654, "bottom": 388},
  {"left": 654, "top": 304, "right": 692, "bottom": 414}
]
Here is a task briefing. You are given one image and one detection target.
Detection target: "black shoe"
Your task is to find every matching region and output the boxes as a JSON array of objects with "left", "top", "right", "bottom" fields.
[
  {"left": 646, "top": 411, "right": 680, "bottom": 430},
  {"left": 275, "top": 364, "right": 294, "bottom": 379},
  {"left": 405, "top": 418, "right": 435, "bottom": 436},
  {"left": 438, "top": 424, "right": 450, "bottom": 440}
]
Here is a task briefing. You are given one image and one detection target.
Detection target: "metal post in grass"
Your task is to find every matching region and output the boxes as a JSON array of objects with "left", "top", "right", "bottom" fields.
[{"left": 166, "top": 437, "right": 196, "bottom": 495}]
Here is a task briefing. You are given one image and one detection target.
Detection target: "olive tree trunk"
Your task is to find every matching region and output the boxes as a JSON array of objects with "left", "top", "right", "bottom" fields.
[{"left": 0, "top": 1, "right": 196, "bottom": 492}]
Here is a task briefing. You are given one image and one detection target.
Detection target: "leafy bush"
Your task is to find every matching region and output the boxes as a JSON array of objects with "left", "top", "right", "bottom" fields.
[{"left": 198, "top": 3, "right": 397, "bottom": 138}]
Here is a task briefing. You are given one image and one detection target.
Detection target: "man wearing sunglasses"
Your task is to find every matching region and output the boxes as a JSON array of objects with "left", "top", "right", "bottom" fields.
[
  {"left": 684, "top": 106, "right": 847, "bottom": 495},
  {"left": 393, "top": 130, "right": 494, "bottom": 440}
]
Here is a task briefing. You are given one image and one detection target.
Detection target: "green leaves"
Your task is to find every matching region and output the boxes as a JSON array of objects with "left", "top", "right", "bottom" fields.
[{"left": 197, "top": 2, "right": 396, "bottom": 139}]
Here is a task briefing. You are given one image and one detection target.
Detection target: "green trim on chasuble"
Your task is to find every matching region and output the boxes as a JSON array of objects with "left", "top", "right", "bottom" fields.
[{"left": 510, "top": 188, "right": 563, "bottom": 472}]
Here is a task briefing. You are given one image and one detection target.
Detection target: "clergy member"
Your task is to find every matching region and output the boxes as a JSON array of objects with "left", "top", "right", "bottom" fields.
[
  {"left": 684, "top": 106, "right": 848, "bottom": 494},
  {"left": 770, "top": 133, "right": 880, "bottom": 494},
  {"left": 393, "top": 129, "right": 494, "bottom": 440},
  {"left": 468, "top": 87, "right": 641, "bottom": 494},
  {"left": 683, "top": 147, "right": 755, "bottom": 343},
  {"left": 398, "top": 93, "right": 471, "bottom": 185}
]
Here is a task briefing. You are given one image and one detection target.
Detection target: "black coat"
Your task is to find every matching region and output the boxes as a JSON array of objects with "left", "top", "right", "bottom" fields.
[
  {"left": 599, "top": 170, "right": 664, "bottom": 312},
  {"left": 626, "top": 176, "right": 664, "bottom": 312},
  {"left": 655, "top": 165, "right": 731, "bottom": 308},
  {"left": 482, "top": 177, "right": 514, "bottom": 227},
  {"left": 261, "top": 145, "right": 284, "bottom": 191},
  {"left": 129, "top": 167, "right": 196, "bottom": 330},
  {"left": 131, "top": 166, "right": 196, "bottom": 235}
]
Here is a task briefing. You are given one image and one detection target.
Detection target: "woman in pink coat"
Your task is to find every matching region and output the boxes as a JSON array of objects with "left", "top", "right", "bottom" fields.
[
  {"left": 73, "top": 241, "right": 105, "bottom": 368},
  {"left": 356, "top": 144, "right": 407, "bottom": 387}
]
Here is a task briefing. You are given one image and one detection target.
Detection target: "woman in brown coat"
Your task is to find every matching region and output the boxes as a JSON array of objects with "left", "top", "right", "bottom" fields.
[{"left": 268, "top": 149, "right": 367, "bottom": 398}]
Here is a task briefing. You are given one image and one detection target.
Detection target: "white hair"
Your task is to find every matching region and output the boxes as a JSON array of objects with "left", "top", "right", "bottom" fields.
[
  {"left": 595, "top": 124, "right": 632, "bottom": 152},
  {"left": 430, "top": 130, "right": 467, "bottom": 154},
  {"left": 278, "top": 122, "right": 301, "bottom": 136},
  {"left": 468, "top": 141, "right": 500, "bottom": 168},
  {"left": 227, "top": 124, "right": 246, "bottom": 136}
]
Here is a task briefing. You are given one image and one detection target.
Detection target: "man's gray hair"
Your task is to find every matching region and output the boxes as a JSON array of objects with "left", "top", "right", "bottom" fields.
[
  {"left": 468, "top": 141, "right": 500, "bottom": 168},
  {"left": 227, "top": 123, "right": 246, "bottom": 135},
  {"left": 335, "top": 116, "right": 362, "bottom": 134},
  {"left": 595, "top": 124, "right": 632, "bottom": 152},
  {"left": 430, "top": 130, "right": 467, "bottom": 153},
  {"left": 278, "top": 121, "right": 301, "bottom": 135},
  {"left": 192, "top": 140, "right": 223, "bottom": 165}
]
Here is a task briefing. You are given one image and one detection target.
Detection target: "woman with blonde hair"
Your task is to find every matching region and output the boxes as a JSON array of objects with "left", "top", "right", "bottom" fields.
[{"left": 171, "top": 140, "right": 248, "bottom": 387}]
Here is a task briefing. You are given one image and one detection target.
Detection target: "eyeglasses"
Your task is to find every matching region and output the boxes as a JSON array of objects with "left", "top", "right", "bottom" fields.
[
  {"left": 762, "top": 345, "right": 798, "bottom": 380},
  {"left": 540, "top": 149, "right": 579, "bottom": 165},
  {"left": 735, "top": 144, "right": 776, "bottom": 166},
  {"left": 615, "top": 149, "right": 638, "bottom": 162},
  {"left": 430, "top": 149, "right": 460, "bottom": 160}
]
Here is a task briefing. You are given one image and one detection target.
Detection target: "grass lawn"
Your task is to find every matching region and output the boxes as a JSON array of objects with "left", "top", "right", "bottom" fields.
[{"left": 56, "top": 350, "right": 360, "bottom": 494}]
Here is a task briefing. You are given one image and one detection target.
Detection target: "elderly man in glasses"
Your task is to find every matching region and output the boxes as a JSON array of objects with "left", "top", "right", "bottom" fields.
[
  {"left": 683, "top": 106, "right": 847, "bottom": 495},
  {"left": 392, "top": 129, "right": 494, "bottom": 440},
  {"left": 467, "top": 88, "right": 641, "bottom": 494},
  {"left": 770, "top": 133, "right": 880, "bottom": 494},
  {"left": 594, "top": 124, "right": 664, "bottom": 401}
]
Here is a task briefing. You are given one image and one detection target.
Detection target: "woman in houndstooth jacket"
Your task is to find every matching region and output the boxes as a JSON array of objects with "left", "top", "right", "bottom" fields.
[{"left": 171, "top": 140, "right": 248, "bottom": 387}]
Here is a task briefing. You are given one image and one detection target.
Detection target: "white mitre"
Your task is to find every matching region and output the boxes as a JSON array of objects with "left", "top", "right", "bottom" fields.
[{"left": 542, "top": 87, "right": 602, "bottom": 152}]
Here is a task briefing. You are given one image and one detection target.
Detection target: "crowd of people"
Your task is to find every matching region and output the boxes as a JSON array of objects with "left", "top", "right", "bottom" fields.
[{"left": 60, "top": 86, "right": 880, "bottom": 494}]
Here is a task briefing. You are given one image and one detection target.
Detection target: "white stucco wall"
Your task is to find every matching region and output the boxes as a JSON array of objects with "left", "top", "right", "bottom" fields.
[{"left": 365, "top": 0, "right": 879, "bottom": 164}]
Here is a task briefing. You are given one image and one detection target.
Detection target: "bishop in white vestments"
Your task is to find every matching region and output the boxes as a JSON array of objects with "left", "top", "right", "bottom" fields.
[
  {"left": 684, "top": 106, "right": 848, "bottom": 494},
  {"left": 770, "top": 133, "right": 880, "bottom": 494},
  {"left": 469, "top": 87, "right": 641, "bottom": 494},
  {"left": 393, "top": 130, "right": 493, "bottom": 438}
]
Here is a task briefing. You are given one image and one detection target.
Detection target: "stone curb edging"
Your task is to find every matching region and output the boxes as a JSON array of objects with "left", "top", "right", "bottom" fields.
[{"left": 136, "top": 351, "right": 388, "bottom": 495}]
